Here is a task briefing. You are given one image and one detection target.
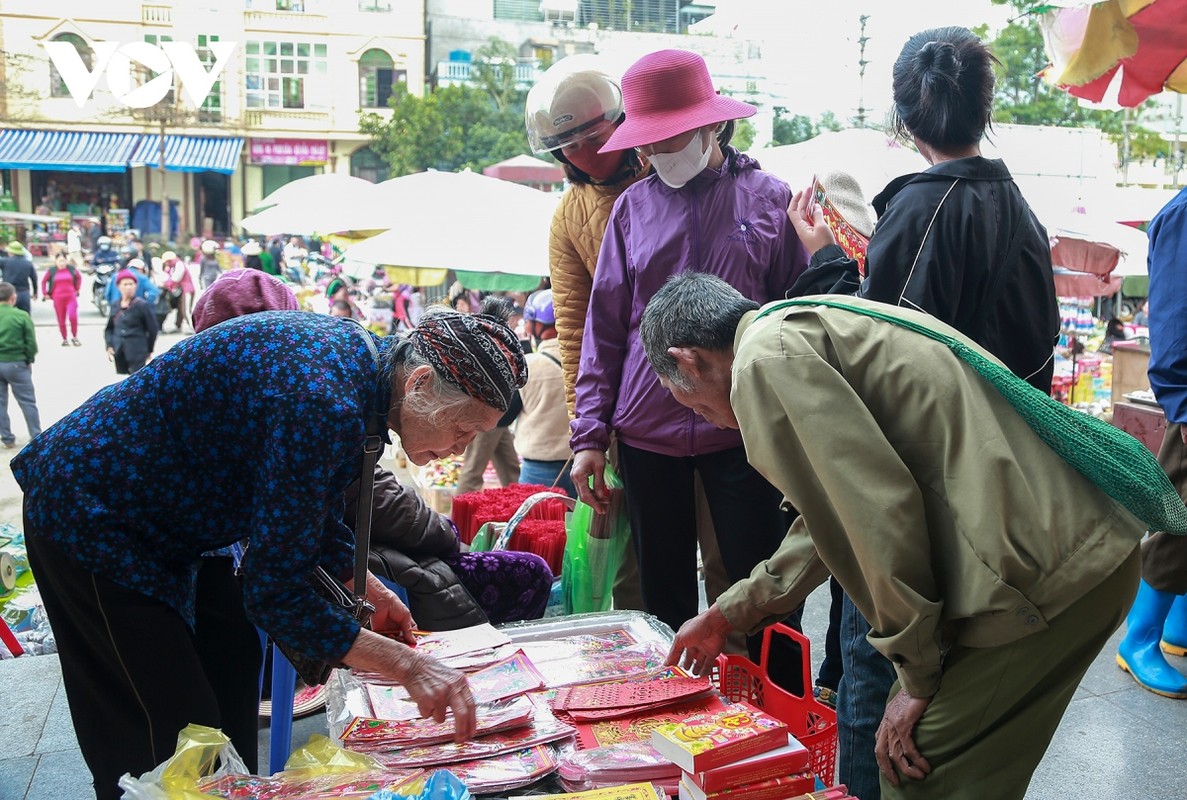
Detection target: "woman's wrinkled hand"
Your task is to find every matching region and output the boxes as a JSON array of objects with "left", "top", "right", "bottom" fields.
[
  {"left": 366, "top": 572, "right": 416, "bottom": 646},
  {"left": 402, "top": 651, "right": 477, "bottom": 741}
]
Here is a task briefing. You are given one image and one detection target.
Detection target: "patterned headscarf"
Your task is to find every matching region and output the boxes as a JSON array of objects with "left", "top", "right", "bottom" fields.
[{"left": 408, "top": 311, "right": 527, "bottom": 412}]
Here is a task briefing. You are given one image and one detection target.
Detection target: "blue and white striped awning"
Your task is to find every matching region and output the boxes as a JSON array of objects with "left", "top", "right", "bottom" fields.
[
  {"left": 0, "top": 129, "right": 141, "bottom": 172},
  {"left": 128, "top": 135, "right": 243, "bottom": 174}
]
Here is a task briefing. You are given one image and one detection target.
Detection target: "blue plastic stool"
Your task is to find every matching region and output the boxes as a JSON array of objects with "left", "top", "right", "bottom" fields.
[{"left": 266, "top": 580, "right": 410, "bottom": 775}]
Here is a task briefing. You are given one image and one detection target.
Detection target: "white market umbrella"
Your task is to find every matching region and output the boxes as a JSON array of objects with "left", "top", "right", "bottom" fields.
[
  {"left": 344, "top": 170, "right": 558, "bottom": 290},
  {"left": 255, "top": 173, "right": 377, "bottom": 212},
  {"left": 239, "top": 201, "right": 390, "bottom": 238},
  {"left": 754, "top": 128, "right": 928, "bottom": 202}
]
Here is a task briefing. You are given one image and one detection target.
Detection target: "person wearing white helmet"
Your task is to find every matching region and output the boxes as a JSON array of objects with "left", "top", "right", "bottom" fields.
[
  {"left": 514, "top": 290, "right": 575, "bottom": 495},
  {"left": 525, "top": 54, "right": 649, "bottom": 416},
  {"left": 93, "top": 236, "right": 121, "bottom": 269},
  {"left": 199, "top": 239, "right": 221, "bottom": 290},
  {"left": 105, "top": 256, "right": 160, "bottom": 309}
]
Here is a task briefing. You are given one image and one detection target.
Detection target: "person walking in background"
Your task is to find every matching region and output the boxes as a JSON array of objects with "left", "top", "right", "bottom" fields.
[
  {"left": 105, "top": 257, "right": 159, "bottom": 309},
  {"left": 199, "top": 239, "right": 222, "bottom": 290},
  {"left": 105, "top": 270, "right": 158, "bottom": 376},
  {"left": 786, "top": 27, "right": 1058, "bottom": 799},
  {"left": 41, "top": 252, "right": 82, "bottom": 347},
  {"left": 515, "top": 290, "right": 575, "bottom": 496},
  {"left": 241, "top": 240, "right": 269, "bottom": 273},
  {"left": 1, "top": 241, "right": 38, "bottom": 314},
  {"left": 1116, "top": 186, "right": 1187, "bottom": 698},
  {"left": 66, "top": 222, "right": 84, "bottom": 271},
  {"left": 568, "top": 49, "right": 808, "bottom": 651},
  {"left": 161, "top": 250, "right": 195, "bottom": 333},
  {"left": 0, "top": 281, "right": 41, "bottom": 449}
]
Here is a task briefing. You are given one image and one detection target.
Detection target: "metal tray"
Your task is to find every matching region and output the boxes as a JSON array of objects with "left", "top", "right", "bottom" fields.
[{"left": 325, "top": 612, "right": 675, "bottom": 740}]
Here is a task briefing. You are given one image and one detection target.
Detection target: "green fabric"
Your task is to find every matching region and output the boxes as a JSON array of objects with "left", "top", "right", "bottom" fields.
[
  {"left": 0, "top": 304, "right": 36, "bottom": 363},
  {"left": 453, "top": 271, "right": 541, "bottom": 292},
  {"left": 756, "top": 298, "right": 1187, "bottom": 535}
]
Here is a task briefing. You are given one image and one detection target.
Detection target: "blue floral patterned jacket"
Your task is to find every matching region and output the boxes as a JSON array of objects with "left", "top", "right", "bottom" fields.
[{"left": 12, "top": 311, "right": 393, "bottom": 662}]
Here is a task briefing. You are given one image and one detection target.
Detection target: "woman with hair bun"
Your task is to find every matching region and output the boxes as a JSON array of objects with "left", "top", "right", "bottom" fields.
[{"left": 788, "top": 26, "right": 1058, "bottom": 799}]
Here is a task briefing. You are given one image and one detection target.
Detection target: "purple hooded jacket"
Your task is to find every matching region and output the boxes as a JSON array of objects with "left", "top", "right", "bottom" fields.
[{"left": 571, "top": 149, "right": 809, "bottom": 457}]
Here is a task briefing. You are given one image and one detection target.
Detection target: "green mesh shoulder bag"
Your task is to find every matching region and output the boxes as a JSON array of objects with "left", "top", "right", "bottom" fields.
[{"left": 756, "top": 298, "right": 1187, "bottom": 535}]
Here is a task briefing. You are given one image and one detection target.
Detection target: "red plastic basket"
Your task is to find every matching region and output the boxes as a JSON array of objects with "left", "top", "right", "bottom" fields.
[{"left": 710, "top": 623, "right": 838, "bottom": 785}]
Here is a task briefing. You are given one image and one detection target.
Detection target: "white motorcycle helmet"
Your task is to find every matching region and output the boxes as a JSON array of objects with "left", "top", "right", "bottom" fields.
[
  {"left": 97, "top": 236, "right": 112, "bottom": 250},
  {"left": 525, "top": 54, "right": 624, "bottom": 155}
]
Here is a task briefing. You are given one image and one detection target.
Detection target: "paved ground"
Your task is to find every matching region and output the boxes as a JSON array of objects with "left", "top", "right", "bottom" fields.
[{"left": 2, "top": 277, "right": 1187, "bottom": 799}]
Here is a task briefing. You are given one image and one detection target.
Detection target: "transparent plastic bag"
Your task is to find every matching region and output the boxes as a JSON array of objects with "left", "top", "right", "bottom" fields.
[
  {"left": 563, "top": 464, "right": 630, "bottom": 614},
  {"left": 118, "top": 724, "right": 250, "bottom": 800}
]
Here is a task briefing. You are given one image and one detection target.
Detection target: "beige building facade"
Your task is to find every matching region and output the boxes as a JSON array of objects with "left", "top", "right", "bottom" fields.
[{"left": 0, "top": 0, "right": 424, "bottom": 240}]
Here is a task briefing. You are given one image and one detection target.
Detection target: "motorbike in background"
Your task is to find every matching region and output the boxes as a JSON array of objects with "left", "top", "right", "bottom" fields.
[{"left": 92, "top": 261, "right": 115, "bottom": 316}]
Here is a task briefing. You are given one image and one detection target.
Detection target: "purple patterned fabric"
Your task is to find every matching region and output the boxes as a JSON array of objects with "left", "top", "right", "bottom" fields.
[{"left": 443, "top": 551, "right": 552, "bottom": 624}]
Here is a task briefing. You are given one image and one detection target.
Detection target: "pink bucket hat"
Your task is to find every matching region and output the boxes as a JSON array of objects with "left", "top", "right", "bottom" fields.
[{"left": 599, "top": 49, "right": 756, "bottom": 153}]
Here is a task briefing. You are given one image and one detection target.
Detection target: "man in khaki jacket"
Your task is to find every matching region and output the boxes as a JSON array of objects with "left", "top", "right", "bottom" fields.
[{"left": 640, "top": 273, "right": 1146, "bottom": 800}]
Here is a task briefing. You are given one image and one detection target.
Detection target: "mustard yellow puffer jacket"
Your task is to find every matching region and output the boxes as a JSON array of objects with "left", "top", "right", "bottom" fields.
[{"left": 549, "top": 170, "right": 649, "bottom": 415}]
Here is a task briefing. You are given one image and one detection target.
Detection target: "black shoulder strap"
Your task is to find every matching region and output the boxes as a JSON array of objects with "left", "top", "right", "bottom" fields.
[{"left": 348, "top": 320, "right": 384, "bottom": 607}]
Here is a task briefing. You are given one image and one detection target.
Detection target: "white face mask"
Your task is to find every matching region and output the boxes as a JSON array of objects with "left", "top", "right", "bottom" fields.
[{"left": 647, "top": 129, "right": 711, "bottom": 189}]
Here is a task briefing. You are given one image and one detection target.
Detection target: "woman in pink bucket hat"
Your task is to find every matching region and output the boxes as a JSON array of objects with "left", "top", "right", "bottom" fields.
[{"left": 569, "top": 49, "right": 811, "bottom": 662}]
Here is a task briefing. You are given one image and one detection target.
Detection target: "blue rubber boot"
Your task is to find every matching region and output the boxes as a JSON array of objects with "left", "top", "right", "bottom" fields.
[
  {"left": 1160, "top": 594, "right": 1187, "bottom": 657},
  {"left": 1117, "top": 580, "right": 1187, "bottom": 698}
]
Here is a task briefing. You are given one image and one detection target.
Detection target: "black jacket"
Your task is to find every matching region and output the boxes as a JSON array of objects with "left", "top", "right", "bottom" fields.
[
  {"left": 0, "top": 256, "right": 38, "bottom": 297},
  {"left": 105, "top": 297, "right": 158, "bottom": 369},
  {"left": 344, "top": 465, "right": 486, "bottom": 631},
  {"left": 789, "top": 157, "right": 1058, "bottom": 392}
]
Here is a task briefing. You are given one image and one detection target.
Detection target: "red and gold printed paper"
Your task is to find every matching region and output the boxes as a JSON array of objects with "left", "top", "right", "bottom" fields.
[
  {"left": 678, "top": 771, "right": 815, "bottom": 800},
  {"left": 366, "top": 649, "right": 545, "bottom": 713},
  {"left": 341, "top": 696, "right": 534, "bottom": 751},
  {"left": 576, "top": 694, "right": 728, "bottom": 749},
  {"left": 510, "top": 781, "right": 668, "bottom": 799},
  {"left": 813, "top": 179, "right": 871, "bottom": 277},
  {"left": 650, "top": 701, "right": 789, "bottom": 773},
  {"left": 373, "top": 697, "right": 575, "bottom": 768},
  {"left": 195, "top": 768, "right": 423, "bottom": 800},
  {"left": 439, "top": 744, "right": 558, "bottom": 794}
]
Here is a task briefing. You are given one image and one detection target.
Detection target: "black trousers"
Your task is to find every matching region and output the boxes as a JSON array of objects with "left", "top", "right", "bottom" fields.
[
  {"left": 616, "top": 442, "right": 793, "bottom": 661},
  {"left": 26, "top": 531, "right": 262, "bottom": 800}
]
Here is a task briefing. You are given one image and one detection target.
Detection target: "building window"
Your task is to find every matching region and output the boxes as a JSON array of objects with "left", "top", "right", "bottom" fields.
[
  {"left": 358, "top": 0, "right": 391, "bottom": 10},
  {"left": 196, "top": 34, "right": 224, "bottom": 121},
  {"left": 350, "top": 147, "right": 389, "bottom": 183},
  {"left": 359, "top": 49, "right": 405, "bottom": 109},
  {"left": 245, "top": 40, "right": 327, "bottom": 109},
  {"left": 493, "top": 0, "right": 543, "bottom": 22},
  {"left": 49, "top": 33, "right": 92, "bottom": 98},
  {"left": 142, "top": 33, "right": 176, "bottom": 106},
  {"left": 246, "top": 0, "right": 305, "bottom": 10}
]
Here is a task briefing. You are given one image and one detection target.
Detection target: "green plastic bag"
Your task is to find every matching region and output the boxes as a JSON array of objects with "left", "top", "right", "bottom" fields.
[{"left": 562, "top": 463, "right": 630, "bottom": 614}]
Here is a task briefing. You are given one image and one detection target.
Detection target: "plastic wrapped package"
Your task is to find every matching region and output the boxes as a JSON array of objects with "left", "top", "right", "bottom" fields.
[{"left": 116, "top": 725, "right": 418, "bottom": 800}]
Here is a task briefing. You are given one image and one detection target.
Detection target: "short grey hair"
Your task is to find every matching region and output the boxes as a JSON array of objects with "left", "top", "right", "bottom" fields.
[
  {"left": 640, "top": 272, "right": 758, "bottom": 388},
  {"left": 0, "top": 282, "right": 14, "bottom": 303},
  {"left": 389, "top": 338, "right": 483, "bottom": 428}
]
